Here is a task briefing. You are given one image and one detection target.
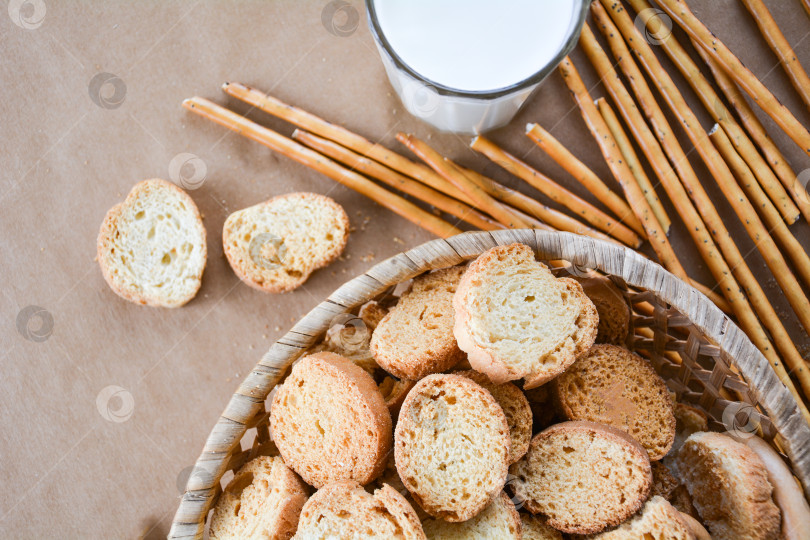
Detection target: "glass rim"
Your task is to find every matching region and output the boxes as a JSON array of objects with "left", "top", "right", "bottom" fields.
[{"left": 365, "top": 0, "right": 590, "bottom": 99}]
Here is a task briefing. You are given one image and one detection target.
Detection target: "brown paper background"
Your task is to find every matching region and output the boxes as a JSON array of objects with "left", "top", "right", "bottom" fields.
[{"left": 1, "top": 1, "right": 808, "bottom": 537}]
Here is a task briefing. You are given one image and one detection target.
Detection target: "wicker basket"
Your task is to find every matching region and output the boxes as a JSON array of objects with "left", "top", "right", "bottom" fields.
[{"left": 169, "top": 229, "right": 810, "bottom": 539}]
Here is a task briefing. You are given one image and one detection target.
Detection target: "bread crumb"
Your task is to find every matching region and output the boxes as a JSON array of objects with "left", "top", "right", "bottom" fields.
[
  {"left": 361, "top": 253, "right": 375, "bottom": 262},
  {"left": 393, "top": 237, "right": 404, "bottom": 244},
  {"left": 275, "top": 326, "right": 281, "bottom": 331}
]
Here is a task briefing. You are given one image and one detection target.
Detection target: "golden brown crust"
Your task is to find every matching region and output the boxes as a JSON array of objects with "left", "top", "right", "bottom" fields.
[
  {"left": 650, "top": 461, "right": 679, "bottom": 501},
  {"left": 521, "top": 512, "right": 563, "bottom": 540},
  {"left": 210, "top": 455, "right": 309, "bottom": 540},
  {"left": 679, "top": 512, "right": 712, "bottom": 540},
  {"left": 294, "top": 480, "right": 425, "bottom": 539},
  {"left": 586, "top": 496, "right": 695, "bottom": 539},
  {"left": 675, "top": 432, "right": 781, "bottom": 540},
  {"left": 509, "top": 421, "right": 652, "bottom": 535},
  {"left": 422, "top": 492, "right": 522, "bottom": 539},
  {"left": 270, "top": 352, "right": 392, "bottom": 488},
  {"left": 553, "top": 344, "right": 676, "bottom": 460},
  {"left": 395, "top": 374, "right": 510, "bottom": 522},
  {"left": 378, "top": 376, "right": 417, "bottom": 418},
  {"left": 371, "top": 267, "right": 466, "bottom": 380},
  {"left": 574, "top": 275, "right": 631, "bottom": 345},
  {"left": 97, "top": 178, "right": 206, "bottom": 307},
  {"left": 738, "top": 435, "right": 810, "bottom": 540},
  {"left": 222, "top": 192, "right": 348, "bottom": 293},
  {"left": 453, "top": 244, "right": 598, "bottom": 389},
  {"left": 457, "top": 370, "right": 533, "bottom": 463}
]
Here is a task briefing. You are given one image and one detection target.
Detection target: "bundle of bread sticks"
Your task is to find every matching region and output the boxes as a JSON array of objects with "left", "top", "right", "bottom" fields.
[{"left": 183, "top": 0, "right": 810, "bottom": 420}]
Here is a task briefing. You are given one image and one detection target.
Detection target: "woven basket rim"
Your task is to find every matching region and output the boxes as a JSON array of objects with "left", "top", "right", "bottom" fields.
[{"left": 169, "top": 229, "right": 810, "bottom": 539}]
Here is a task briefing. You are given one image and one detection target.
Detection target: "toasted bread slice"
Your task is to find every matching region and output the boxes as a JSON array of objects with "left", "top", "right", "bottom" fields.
[
  {"left": 270, "top": 352, "right": 392, "bottom": 488},
  {"left": 678, "top": 512, "right": 712, "bottom": 540},
  {"left": 371, "top": 267, "right": 467, "bottom": 380},
  {"left": 670, "top": 485, "right": 699, "bottom": 519},
  {"left": 520, "top": 513, "right": 563, "bottom": 540},
  {"left": 373, "top": 453, "right": 430, "bottom": 522},
  {"left": 453, "top": 243, "right": 598, "bottom": 389},
  {"left": 457, "top": 370, "right": 532, "bottom": 463},
  {"left": 553, "top": 344, "right": 675, "bottom": 460},
  {"left": 650, "top": 461, "right": 679, "bottom": 501},
  {"left": 359, "top": 300, "right": 388, "bottom": 330},
  {"left": 223, "top": 192, "right": 348, "bottom": 293},
  {"left": 395, "top": 374, "right": 510, "bottom": 522},
  {"left": 672, "top": 403, "right": 708, "bottom": 456},
  {"left": 587, "top": 496, "right": 695, "bottom": 539},
  {"left": 675, "top": 432, "right": 780, "bottom": 540},
  {"left": 313, "top": 313, "right": 378, "bottom": 374},
  {"left": 574, "top": 275, "right": 630, "bottom": 345},
  {"left": 210, "top": 456, "right": 308, "bottom": 540},
  {"left": 422, "top": 492, "right": 521, "bottom": 539},
  {"left": 509, "top": 421, "right": 652, "bottom": 535},
  {"left": 293, "top": 480, "right": 425, "bottom": 539},
  {"left": 379, "top": 376, "right": 417, "bottom": 417},
  {"left": 97, "top": 178, "right": 206, "bottom": 307}
]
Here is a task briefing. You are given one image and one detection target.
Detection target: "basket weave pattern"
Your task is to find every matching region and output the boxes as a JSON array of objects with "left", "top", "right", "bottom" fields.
[{"left": 169, "top": 229, "right": 810, "bottom": 539}]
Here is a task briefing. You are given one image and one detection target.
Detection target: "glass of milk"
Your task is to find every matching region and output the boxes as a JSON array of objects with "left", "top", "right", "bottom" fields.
[{"left": 367, "top": 0, "right": 588, "bottom": 134}]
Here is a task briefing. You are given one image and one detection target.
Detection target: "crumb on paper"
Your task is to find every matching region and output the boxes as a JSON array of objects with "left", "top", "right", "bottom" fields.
[
  {"left": 393, "top": 237, "right": 404, "bottom": 245},
  {"left": 274, "top": 326, "right": 281, "bottom": 331},
  {"left": 361, "top": 253, "right": 375, "bottom": 263}
]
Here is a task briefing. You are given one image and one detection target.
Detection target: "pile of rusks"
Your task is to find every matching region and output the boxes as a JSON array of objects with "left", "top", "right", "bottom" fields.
[{"left": 208, "top": 243, "right": 794, "bottom": 540}]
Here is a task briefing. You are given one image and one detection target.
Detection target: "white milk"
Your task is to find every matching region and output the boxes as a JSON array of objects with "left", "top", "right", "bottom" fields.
[
  {"left": 368, "top": 0, "right": 585, "bottom": 133},
  {"left": 373, "top": 0, "right": 577, "bottom": 92}
]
